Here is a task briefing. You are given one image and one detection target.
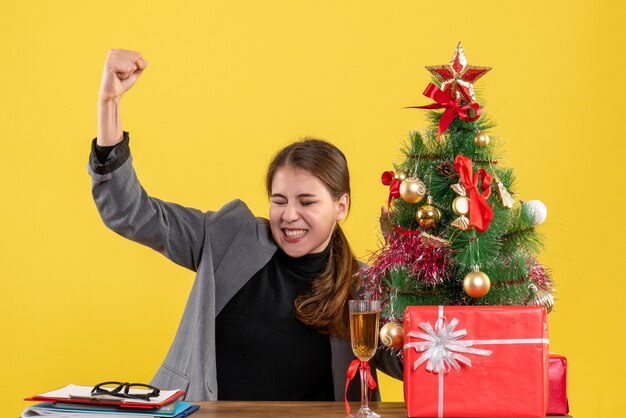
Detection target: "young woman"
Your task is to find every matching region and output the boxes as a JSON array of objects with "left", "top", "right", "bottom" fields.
[{"left": 89, "top": 49, "right": 402, "bottom": 402}]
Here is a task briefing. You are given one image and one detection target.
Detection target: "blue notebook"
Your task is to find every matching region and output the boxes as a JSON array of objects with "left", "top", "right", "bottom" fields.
[{"left": 23, "top": 401, "right": 199, "bottom": 417}]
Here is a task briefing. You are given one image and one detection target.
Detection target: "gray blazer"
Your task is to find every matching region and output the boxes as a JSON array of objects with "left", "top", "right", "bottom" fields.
[{"left": 89, "top": 144, "right": 402, "bottom": 402}]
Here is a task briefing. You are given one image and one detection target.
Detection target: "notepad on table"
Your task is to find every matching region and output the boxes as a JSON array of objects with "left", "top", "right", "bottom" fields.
[{"left": 25, "top": 385, "right": 186, "bottom": 409}]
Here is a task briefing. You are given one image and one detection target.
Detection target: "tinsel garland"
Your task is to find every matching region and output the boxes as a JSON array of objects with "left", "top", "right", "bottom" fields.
[
  {"left": 361, "top": 232, "right": 452, "bottom": 301},
  {"left": 526, "top": 257, "right": 554, "bottom": 291}
]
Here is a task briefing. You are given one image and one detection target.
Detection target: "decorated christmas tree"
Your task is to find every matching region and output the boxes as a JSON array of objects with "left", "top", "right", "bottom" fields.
[{"left": 362, "top": 43, "right": 555, "bottom": 349}]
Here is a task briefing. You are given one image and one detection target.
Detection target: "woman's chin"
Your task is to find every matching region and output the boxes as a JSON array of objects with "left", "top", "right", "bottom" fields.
[{"left": 278, "top": 243, "right": 309, "bottom": 258}]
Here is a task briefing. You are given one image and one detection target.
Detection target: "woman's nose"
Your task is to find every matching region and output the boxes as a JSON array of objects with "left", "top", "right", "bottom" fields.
[{"left": 282, "top": 203, "right": 300, "bottom": 222}]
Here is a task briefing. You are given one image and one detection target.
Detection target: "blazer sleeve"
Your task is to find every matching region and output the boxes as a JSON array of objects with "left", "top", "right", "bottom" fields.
[
  {"left": 373, "top": 344, "right": 404, "bottom": 380},
  {"left": 88, "top": 132, "right": 207, "bottom": 272}
]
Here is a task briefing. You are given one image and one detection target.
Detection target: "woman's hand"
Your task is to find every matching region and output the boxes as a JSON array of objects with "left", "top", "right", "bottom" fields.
[
  {"left": 98, "top": 49, "right": 147, "bottom": 102},
  {"left": 380, "top": 205, "right": 392, "bottom": 237}
]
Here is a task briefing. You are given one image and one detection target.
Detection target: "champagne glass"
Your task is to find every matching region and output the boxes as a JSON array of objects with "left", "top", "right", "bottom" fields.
[{"left": 349, "top": 299, "right": 381, "bottom": 418}]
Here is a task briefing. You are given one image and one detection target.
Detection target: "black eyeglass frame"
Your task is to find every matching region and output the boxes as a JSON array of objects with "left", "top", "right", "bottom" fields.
[{"left": 91, "top": 381, "right": 160, "bottom": 400}]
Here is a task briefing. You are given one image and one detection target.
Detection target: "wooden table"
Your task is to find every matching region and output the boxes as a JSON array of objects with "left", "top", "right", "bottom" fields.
[{"left": 190, "top": 401, "right": 570, "bottom": 417}]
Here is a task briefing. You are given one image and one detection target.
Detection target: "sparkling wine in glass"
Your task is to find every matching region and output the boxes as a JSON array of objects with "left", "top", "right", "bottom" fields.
[{"left": 349, "top": 300, "right": 381, "bottom": 418}]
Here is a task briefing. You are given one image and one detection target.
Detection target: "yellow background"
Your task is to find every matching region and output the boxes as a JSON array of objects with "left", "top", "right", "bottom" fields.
[{"left": 1, "top": 1, "right": 624, "bottom": 417}]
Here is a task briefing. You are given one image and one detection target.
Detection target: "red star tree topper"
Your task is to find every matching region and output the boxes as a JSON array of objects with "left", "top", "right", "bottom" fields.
[{"left": 426, "top": 42, "right": 491, "bottom": 103}]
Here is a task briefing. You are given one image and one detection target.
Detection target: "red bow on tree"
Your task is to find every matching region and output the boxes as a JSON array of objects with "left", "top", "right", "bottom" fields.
[
  {"left": 408, "top": 83, "right": 481, "bottom": 140},
  {"left": 455, "top": 154, "right": 494, "bottom": 233},
  {"left": 381, "top": 171, "right": 420, "bottom": 236},
  {"left": 381, "top": 171, "right": 401, "bottom": 206},
  {"left": 344, "top": 359, "right": 377, "bottom": 415}
]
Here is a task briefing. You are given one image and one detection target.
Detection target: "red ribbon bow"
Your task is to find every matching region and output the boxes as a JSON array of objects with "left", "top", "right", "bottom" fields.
[
  {"left": 381, "top": 171, "right": 401, "bottom": 206},
  {"left": 344, "top": 359, "right": 377, "bottom": 415},
  {"left": 381, "top": 171, "right": 420, "bottom": 236},
  {"left": 408, "top": 83, "right": 482, "bottom": 140},
  {"left": 454, "top": 154, "right": 494, "bottom": 233}
]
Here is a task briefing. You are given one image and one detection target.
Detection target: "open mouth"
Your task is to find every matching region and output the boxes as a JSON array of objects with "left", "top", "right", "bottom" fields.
[{"left": 283, "top": 229, "right": 308, "bottom": 240}]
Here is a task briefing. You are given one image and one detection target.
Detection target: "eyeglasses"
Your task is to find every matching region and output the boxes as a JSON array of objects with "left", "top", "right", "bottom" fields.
[{"left": 91, "top": 381, "right": 160, "bottom": 400}]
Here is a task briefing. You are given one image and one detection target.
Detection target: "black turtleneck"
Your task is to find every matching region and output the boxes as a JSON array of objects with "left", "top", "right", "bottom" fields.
[{"left": 215, "top": 243, "right": 335, "bottom": 401}]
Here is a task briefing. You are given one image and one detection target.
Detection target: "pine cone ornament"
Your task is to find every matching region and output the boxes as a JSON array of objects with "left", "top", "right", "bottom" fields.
[{"left": 436, "top": 161, "right": 460, "bottom": 182}]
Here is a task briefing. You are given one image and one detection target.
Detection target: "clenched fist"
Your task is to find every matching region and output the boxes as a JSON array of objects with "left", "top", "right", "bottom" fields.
[{"left": 98, "top": 49, "right": 147, "bottom": 102}]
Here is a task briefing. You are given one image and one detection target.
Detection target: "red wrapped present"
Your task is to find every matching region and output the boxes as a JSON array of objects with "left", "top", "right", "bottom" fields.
[
  {"left": 403, "top": 306, "right": 549, "bottom": 418},
  {"left": 547, "top": 354, "right": 569, "bottom": 415}
]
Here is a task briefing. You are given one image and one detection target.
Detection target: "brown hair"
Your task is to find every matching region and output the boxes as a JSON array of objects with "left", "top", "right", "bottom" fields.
[{"left": 266, "top": 138, "right": 359, "bottom": 337}]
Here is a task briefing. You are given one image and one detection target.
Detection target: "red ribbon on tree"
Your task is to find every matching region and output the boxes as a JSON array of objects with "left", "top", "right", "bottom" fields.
[
  {"left": 408, "top": 83, "right": 482, "bottom": 140},
  {"left": 454, "top": 154, "right": 494, "bottom": 233},
  {"left": 344, "top": 359, "right": 377, "bottom": 416},
  {"left": 381, "top": 171, "right": 420, "bottom": 236},
  {"left": 381, "top": 171, "right": 401, "bottom": 206}
]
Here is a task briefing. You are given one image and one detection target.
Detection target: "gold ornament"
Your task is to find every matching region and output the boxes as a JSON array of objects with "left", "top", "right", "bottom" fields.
[
  {"left": 451, "top": 216, "right": 470, "bottom": 230},
  {"left": 419, "top": 232, "right": 452, "bottom": 248},
  {"left": 452, "top": 196, "right": 470, "bottom": 216},
  {"left": 463, "top": 267, "right": 491, "bottom": 298},
  {"left": 379, "top": 321, "right": 405, "bottom": 348},
  {"left": 399, "top": 177, "right": 426, "bottom": 204},
  {"left": 474, "top": 132, "right": 490, "bottom": 147},
  {"left": 494, "top": 176, "right": 515, "bottom": 208},
  {"left": 528, "top": 284, "right": 554, "bottom": 313},
  {"left": 395, "top": 171, "right": 407, "bottom": 181},
  {"left": 450, "top": 182, "right": 470, "bottom": 230},
  {"left": 534, "top": 289, "right": 554, "bottom": 313},
  {"left": 416, "top": 196, "right": 441, "bottom": 229},
  {"left": 451, "top": 183, "right": 466, "bottom": 196}
]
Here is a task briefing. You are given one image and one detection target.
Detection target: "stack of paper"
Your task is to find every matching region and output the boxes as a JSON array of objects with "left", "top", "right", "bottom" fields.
[
  {"left": 22, "top": 401, "right": 199, "bottom": 418},
  {"left": 22, "top": 385, "right": 198, "bottom": 418}
]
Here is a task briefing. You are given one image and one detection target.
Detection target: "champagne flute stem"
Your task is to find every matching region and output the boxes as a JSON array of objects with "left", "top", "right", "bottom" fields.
[{"left": 360, "top": 364, "right": 369, "bottom": 411}]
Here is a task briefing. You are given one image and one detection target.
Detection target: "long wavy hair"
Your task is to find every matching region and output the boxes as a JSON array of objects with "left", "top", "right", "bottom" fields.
[{"left": 266, "top": 138, "right": 359, "bottom": 338}]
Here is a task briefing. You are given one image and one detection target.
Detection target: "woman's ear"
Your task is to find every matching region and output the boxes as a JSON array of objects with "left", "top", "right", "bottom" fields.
[{"left": 335, "top": 194, "right": 350, "bottom": 222}]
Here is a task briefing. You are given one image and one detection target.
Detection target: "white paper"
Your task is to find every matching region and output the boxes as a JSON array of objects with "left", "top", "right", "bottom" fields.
[{"left": 36, "top": 384, "right": 180, "bottom": 405}]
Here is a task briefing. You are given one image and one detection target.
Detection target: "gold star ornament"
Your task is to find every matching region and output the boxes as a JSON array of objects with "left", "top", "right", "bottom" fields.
[{"left": 426, "top": 42, "right": 491, "bottom": 103}]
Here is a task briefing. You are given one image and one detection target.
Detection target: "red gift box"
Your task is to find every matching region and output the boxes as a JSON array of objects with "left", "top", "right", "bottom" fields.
[
  {"left": 403, "top": 306, "right": 549, "bottom": 418},
  {"left": 547, "top": 354, "right": 569, "bottom": 415}
]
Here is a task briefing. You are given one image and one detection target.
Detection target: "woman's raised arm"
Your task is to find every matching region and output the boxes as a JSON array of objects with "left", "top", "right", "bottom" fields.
[{"left": 97, "top": 49, "right": 147, "bottom": 146}]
